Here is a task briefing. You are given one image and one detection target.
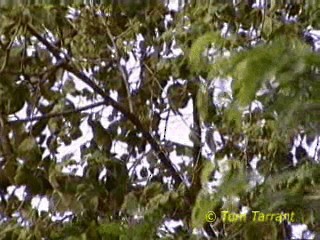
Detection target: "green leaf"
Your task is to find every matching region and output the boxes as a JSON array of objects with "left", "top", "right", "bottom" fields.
[
  {"left": 63, "top": 77, "right": 76, "bottom": 94},
  {"left": 201, "top": 161, "right": 215, "bottom": 185},
  {"left": 191, "top": 192, "right": 220, "bottom": 228},
  {"left": 262, "top": 16, "right": 273, "bottom": 37},
  {"left": 121, "top": 192, "right": 139, "bottom": 215},
  {"left": 98, "top": 223, "right": 123, "bottom": 239},
  {"left": 17, "top": 136, "right": 41, "bottom": 165},
  {"left": 189, "top": 32, "right": 224, "bottom": 73},
  {"left": 197, "top": 84, "right": 209, "bottom": 123},
  {"left": 142, "top": 183, "right": 163, "bottom": 201},
  {"left": 244, "top": 222, "right": 277, "bottom": 240}
]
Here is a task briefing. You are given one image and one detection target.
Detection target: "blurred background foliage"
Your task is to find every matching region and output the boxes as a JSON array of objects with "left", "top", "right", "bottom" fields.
[{"left": 1, "top": 0, "right": 320, "bottom": 239}]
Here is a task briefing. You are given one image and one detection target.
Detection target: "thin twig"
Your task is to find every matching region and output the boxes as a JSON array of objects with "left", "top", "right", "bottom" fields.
[
  {"left": 105, "top": 25, "right": 133, "bottom": 113},
  {"left": 8, "top": 101, "right": 107, "bottom": 124},
  {"left": 314, "top": 136, "right": 320, "bottom": 161},
  {"left": 163, "top": 109, "right": 170, "bottom": 140}
]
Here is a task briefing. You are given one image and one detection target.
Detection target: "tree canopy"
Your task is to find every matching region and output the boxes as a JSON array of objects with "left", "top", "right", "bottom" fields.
[{"left": 1, "top": 1, "right": 320, "bottom": 239}]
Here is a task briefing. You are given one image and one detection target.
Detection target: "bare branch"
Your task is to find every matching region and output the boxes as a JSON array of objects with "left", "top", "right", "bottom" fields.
[
  {"left": 189, "top": 81, "right": 203, "bottom": 202},
  {"left": 8, "top": 101, "right": 107, "bottom": 124}
]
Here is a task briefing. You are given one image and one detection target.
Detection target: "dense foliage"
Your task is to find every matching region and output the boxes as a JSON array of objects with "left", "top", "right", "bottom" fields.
[{"left": 1, "top": 1, "right": 320, "bottom": 239}]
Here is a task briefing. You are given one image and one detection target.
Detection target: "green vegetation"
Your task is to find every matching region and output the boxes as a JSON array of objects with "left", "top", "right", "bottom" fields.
[{"left": 0, "top": 1, "right": 320, "bottom": 239}]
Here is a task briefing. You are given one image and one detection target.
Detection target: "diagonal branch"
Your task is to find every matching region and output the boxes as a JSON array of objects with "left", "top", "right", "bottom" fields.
[
  {"left": 189, "top": 81, "right": 203, "bottom": 203},
  {"left": 26, "top": 23, "right": 184, "bottom": 187}
]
